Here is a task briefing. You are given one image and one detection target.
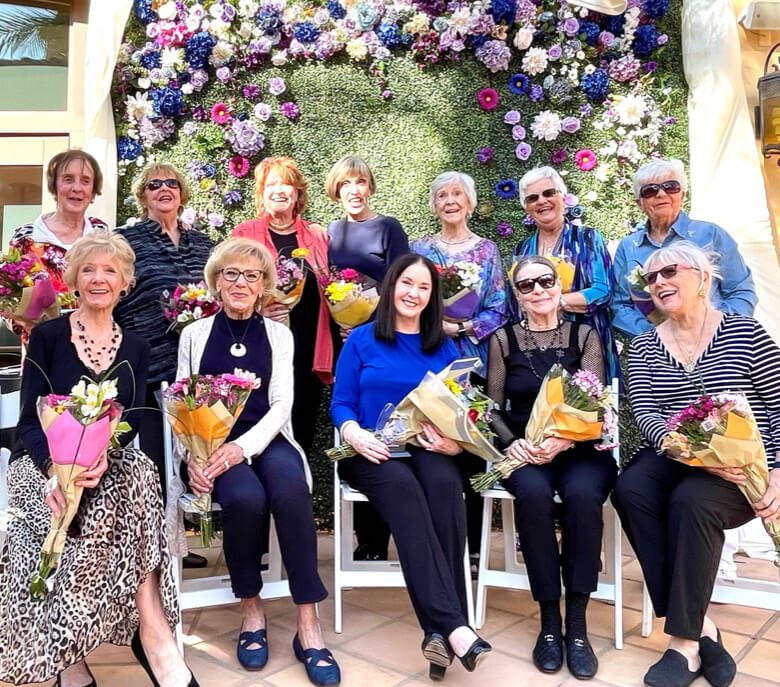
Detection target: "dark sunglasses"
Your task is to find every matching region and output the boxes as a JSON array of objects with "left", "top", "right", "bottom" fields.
[
  {"left": 638, "top": 180, "right": 682, "bottom": 199},
  {"left": 641, "top": 263, "right": 699, "bottom": 285},
  {"left": 524, "top": 188, "right": 560, "bottom": 205},
  {"left": 221, "top": 268, "right": 263, "bottom": 283},
  {"left": 514, "top": 273, "right": 557, "bottom": 294},
  {"left": 145, "top": 178, "right": 180, "bottom": 191}
]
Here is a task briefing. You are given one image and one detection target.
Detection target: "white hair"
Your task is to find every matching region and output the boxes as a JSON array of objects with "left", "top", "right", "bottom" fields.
[
  {"left": 517, "top": 166, "right": 568, "bottom": 210},
  {"left": 643, "top": 240, "right": 722, "bottom": 285},
  {"left": 428, "top": 171, "right": 478, "bottom": 215},
  {"left": 632, "top": 158, "right": 688, "bottom": 199}
]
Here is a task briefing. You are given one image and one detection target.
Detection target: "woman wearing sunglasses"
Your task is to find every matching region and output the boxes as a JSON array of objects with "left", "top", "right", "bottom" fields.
[
  {"left": 115, "top": 163, "right": 214, "bottom": 526},
  {"left": 612, "top": 241, "right": 780, "bottom": 687},
  {"left": 611, "top": 158, "right": 756, "bottom": 340},
  {"left": 512, "top": 166, "right": 618, "bottom": 382},
  {"left": 486, "top": 255, "right": 617, "bottom": 681}
]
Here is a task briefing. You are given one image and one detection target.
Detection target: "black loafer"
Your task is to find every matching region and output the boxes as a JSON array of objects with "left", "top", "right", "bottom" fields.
[
  {"left": 566, "top": 635, "right": 598, "bottom": 680},
  {"left": 644, "top": 650, "right": 701, "bottom": 687},
  {"left": 421, "top": 632, "right": 454, "bottom": 667},
  {"left": 182, "top": 553, "right": 208, "bottom": 568},
  {"left": 533, "top": 632, "right": 563, "bottom": 674},
  {"left": 459, "top": 636, "right": 492, "bottom": 672},
  {"left": 699, "top": 629, "right": 736, "bottom": 687}
]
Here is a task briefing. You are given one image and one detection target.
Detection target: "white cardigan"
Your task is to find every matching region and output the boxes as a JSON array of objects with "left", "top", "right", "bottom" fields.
[{"left": 165, "top": 314, "right": 312, "bottom": 554}]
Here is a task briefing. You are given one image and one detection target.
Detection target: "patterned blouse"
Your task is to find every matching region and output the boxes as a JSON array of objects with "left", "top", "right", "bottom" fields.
[
  {"left": 411, "top": 235, "right": 509, "bottom": 370},
  {"left": 513, "top": 221, "right": 619, "bottom": 381}
]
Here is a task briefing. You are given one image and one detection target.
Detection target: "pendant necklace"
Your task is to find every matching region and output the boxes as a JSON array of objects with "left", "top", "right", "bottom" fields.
[
  {"left": 520, "top": 320, "right": 565, "bottom": 381},
  {"left": 670, "top": 309, "right": 709, "bottom": 374},
  {"left": 226, "top": 314, "right": 254, "bottom": 358}
]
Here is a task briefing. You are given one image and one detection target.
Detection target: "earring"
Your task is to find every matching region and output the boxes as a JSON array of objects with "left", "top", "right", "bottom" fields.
[
  {"left": 697, "top": 286, "right": 705, "bottom": 297},
  {"left": 74, "top": 289, "right": 80, "bottom": 298},
  {"left": 519, "top": 310, "right": 529, "bottom": 329},
  {"left": 119, "top": 289, "right": 127, "bottom": 298}
]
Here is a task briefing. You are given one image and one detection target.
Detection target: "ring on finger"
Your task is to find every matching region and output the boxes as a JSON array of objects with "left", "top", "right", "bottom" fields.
[{"left": 223, "top": 458, "right": 230, "bottom": 470}]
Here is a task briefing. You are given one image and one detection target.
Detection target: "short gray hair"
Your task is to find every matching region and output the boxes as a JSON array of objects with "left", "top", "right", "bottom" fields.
[
  {"left": 428, "top": 171, "right": 477, "bottom": 215},
  {"left": 518, "top": 166, "right": 568, "bottom": 210},
  {"left": 632, "top": 158, "right": 688, "bottom": 199},
  {"left": 643, "top": 240, "right": 721, "bottom": 284}
]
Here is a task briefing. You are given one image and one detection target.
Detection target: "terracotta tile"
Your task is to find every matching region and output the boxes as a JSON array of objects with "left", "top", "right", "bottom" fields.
[
  {"left": 621, "top": 579, "right": 647, "bottom": 612},
  {"left": 706, "top": 603, "right": 776, "bottom": 636},
  {"left": 761, "top": 615, "right": 780, "bottom": 643},
  {"left": 338, "top": 587, "right": 413, "bottom": 618},
  {"left": 737, "top": 639, "right": 780, "bottom": 681},
  {"left": 731, "top": 671, "right": 780, "bottom": 686},
  {"left": 596, "top": 645, "right": 683, "bottom": 687},
  {"left": 184, "top": 652, "right": 247, "bottom": 686},
  {"left": 340, "top": 620, "right": 427, "bottom": 675},
  {"left": 187, "top": 604, "right": 243, "bottom": 640},
  {"left": 265, "top": 648, "right": 404, "bottom": 687},
  {"left": 483, "top": 586, "right": 539, "bottom": 617},
  {"left": 420, "top": 651, "right": 562, "bottom": 687},
  {"left": 90, "top": 664, "right": 152, "bottom": 686}
]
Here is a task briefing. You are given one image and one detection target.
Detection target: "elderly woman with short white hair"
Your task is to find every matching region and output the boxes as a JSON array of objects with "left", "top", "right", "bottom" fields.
[
  {"left": 611, "top": 157, "right": 756, "bottom": 340},
  {"left": 512, "top": 166, "right": 618, "bottom": 381},
  {"left": 612, "top": 240, "right": 780, "bottom": 687}
]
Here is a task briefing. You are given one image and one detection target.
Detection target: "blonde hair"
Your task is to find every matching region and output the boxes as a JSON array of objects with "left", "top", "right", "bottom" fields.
[
  {"left": 252, "top": 156, "right": 308, "bottom": 216},
  {"left": 204, "top": 237, "right": 277, "bottom": 308},
  {"left": 64, "top": 231, "right": 136, "bottom": 291},
  {"left": 132, "top": 162, "right": 190, "bottom": 214},
  {"left": 324, "top": 155, "right": 376, "bottom": 202}
]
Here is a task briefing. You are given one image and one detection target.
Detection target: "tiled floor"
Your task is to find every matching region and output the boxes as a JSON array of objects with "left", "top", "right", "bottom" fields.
[{"left": 3, "top": 534, "right": 779, "bottom": 687}]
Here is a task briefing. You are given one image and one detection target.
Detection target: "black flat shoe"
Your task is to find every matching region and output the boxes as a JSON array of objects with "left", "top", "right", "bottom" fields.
[
  {"left": 565, "top": 634, "right": 598, "bottom": 680},
  {"left": 458, "top": 636, "right": 492, "bottom": 672},
  {"left": 533, "top": 631, "right": 563, "bottom": 674},
  {"left": 421, "top": 632, "right": 454, "bottom": 668},
  {"left": 644, "top": 649, "right": 701, "bottom": 687},
  {"left": 699, "top": 629, "right": 736, "bottom": 687},
  {"left": 131, "top": 629, "right": 200, "bottom": 687},
  {"left": 182, "top": 553, "right": 208, "bottom": 569}
]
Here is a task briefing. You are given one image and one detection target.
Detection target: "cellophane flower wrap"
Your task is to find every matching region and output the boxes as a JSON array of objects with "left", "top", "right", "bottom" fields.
[
  {"left": 318, "top": 266, "right": 379, "bottom": 328},
  {"left": 327, "top": 358, "right": 504, "bottom": 463},
  {"left": 471, "top": 364, "right": 617, "bottom": 492},
  {"left": 438, "top": 261, "right": 482, "bottom": 322},
  {"left": 268, "top": 248, "right": 309, "bottom": 326},
  {"left": 0, "top": 247, "right": 60, "bottom": 330},
  {"left": 661, "top": 392, "right": 780, "bottom": 567},
  {"left": 163, "top": 369, "right": 260, "bottom": 547},
  {"left": 626, "top": 264, "right": 665, "bottom": 325},
  {"left": 162, "top": 280, "right": 221, "bottom": 333},
  {"left": 548, "top": 254, "right": 576, "bottom": 294},
  {"left": 30, "top": 377, "right": 131, "bottom": 599}
]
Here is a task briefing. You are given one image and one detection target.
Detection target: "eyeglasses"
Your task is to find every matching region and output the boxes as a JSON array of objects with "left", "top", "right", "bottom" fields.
[
  {"left": 145, "top": 178, "right": 180, "bottom": 191},
  {"left": 524, "top": 188, "right": 559, "bottom": 205},
  {"left": 514, "top": 274, "right": 557, "bottom": 294},
  {"left": 641, "top": 263, "right": 699, "bottom": 285},
  {"left": 638, "top": 180, "right": 682, "bottom": 199},
  {"left": 221, "top": 268, "right": 263, "bottom": 283}
]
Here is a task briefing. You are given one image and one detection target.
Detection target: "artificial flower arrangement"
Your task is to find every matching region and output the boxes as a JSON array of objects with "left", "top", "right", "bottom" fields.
[
  {"left": 318, "top": 266, "right": 380, "bottom": 329},
  {"left": 267, "top": 247, "right": 309, "bottom": 326},
  {"left": 661, "top": 393, "right": 780, "bottom": 567},
  {"left": 0, "top": 248, "right": 59, "bottom": 329},
  {"left": 626, "top": 264, "right": 665, "bottom": 324},
  {"left": 438, "top": 261, "right": 482, "bottom": 322},
  {"left": 327, "top": 357, "right": 503, "bottom": 463},
  {"left": 471, "top": 364, "right": 617, "bottom": 491},
  {"left": 163, "top": 369, "right": 261, "bottom": 547},
  {"left": 162, "top": 280, "right": 221, "bottom": 333},
  {"left": 30, "top": 377, "right": 132, "bottom": 599}
]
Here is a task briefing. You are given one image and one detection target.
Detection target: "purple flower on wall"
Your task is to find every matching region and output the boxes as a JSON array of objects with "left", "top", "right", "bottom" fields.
[
  {"left": 280, "top": 101, "right": 301, "bottom": 120},
  {"left": 477, "top": 147, "right": 495, "bottom": 164},
  {"left": 495, "top": 221, "right": 514, "bottom": 237}
]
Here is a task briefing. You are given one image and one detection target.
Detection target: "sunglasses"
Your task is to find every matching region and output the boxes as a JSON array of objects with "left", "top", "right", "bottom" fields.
[
  {"left": 641, "top": 263, "right": 699, "bottom": 285},
  {"left": 638, "top": 180, "right": 682, "bottom": 199},
  {"left": 221, "top": 268, "right": 263, "bottom": 283},
  {"left": 514, "top": 273, "right": 557, "bottom": 294},
  {"left": 145, "top": 178, "right": 180, "bottom": 191},
  {"left": 524, "top": 188, "right": 560, "bottom": 205}
]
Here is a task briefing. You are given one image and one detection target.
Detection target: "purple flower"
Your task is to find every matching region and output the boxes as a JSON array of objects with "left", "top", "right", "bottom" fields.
[
  {"left": 550, "top": 148, "right": 568, "bottom": 165},
  {"left": 515, "top": 142, "right": 532, "bottom": 160},
  {"left": 216, "top": 66, "right": 232, "bottom": 83},
  {"left": 189, "top": 69, "right": 209, "bottom": 91},
  {"left": 382, "top": 89, "right": 393, "bottom": 100},
  {"left": 475, "top": 39, "right": 511, "bottom": 73},
  {"left": 208, "top": 213, "right": 224, "bottom": 228},
  {"left": 644, "top": 60, "right": 659, "bottom": 73},
  {"left": 561, "top": 116, "right": 581, "bottom": 134},
  {"left": 268, "top": 76, "right": 286, "bottom": 96},
  {"left": 511, "top": 125, "right": 526, "bottom": 141},
  {"left": 547, "top": 44, "right": 562, "bottom": 61},
  {"left": 495, "top": 221, "right": 514, "bottom": 237},
  {"left": 254, "top": 103, "right": 272, "bottom": 121},
  {"left": 280, "top": 101, "right": 301, "bottom": 120},
  {"left": 477, "top": 146, "right": 495, "bottom": 164},
  {"left": 562, "top": 17, "right": 579, "bottom": 37},
  {"left": 503, "top": 110, "right": 521, "bottom": 125},
  {"left": 242, "top": 84, "right": 261, "bottom": 101},
  {"left": 529, "top": 84, "right": 544, "bottom": 101},
  {"left": 664, "top": 116, "right": 677, "bottom": 125},
  {"left": 223, "top": 189, "right": 242, "bottom": 207},
  {"left": 226, "top": 119, "right": 265, "bottom": 156},
  {"left": 580, "top": 103, "right": 593, "bottom": 117}
]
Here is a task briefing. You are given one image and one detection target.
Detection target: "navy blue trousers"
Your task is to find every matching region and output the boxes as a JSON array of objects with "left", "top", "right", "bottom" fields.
[
  {"left": 212, "top": 436, "right": 327, "bottom": 604},
  {"left": 503, "top": 443, "right": 617, "bottom": 601},
  {"left": 338, "top": 446, "right": 469, "bottom": 635}
]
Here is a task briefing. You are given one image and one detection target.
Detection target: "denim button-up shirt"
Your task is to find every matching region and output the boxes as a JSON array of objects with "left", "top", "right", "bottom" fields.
[{"left": 611, "top": 211, "right": 757, "bottom": 339}]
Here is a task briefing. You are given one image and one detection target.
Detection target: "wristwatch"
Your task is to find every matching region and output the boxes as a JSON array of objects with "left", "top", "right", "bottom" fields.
[{"left": 457, "top": 322, "right": 466, "bottom": 336}]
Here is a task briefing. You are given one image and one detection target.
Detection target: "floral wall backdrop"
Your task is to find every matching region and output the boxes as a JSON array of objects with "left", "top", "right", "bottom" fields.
[{"left": 113, "top": 0, "right": 688, "bottom": 524}]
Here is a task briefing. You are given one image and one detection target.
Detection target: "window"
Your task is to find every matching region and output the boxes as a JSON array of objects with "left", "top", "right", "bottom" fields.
[{"left": 0, "top": 1, "right": 70, "bottom": 111}]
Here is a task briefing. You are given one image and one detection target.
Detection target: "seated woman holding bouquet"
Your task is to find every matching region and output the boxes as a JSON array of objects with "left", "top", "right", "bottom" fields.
[
  {"left": 611, "top": 241, "right": 780, "bottom": 687},
  {"left": 486, "top": 255, "right": 617, "bottom": 681},
  {"left": 331, "top": 253, "right": 491, "bottom": 681},
  {"left": 175, "top": 237, "right": 339, "bottom": 686},
  {"left": 0, "top": 232, "right": 196, "bottom": 687}
]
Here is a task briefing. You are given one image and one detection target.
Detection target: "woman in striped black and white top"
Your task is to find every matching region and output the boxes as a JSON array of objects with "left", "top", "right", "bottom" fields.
[{"left": 612, "top": 241, "right": 780, "bottom": 687}]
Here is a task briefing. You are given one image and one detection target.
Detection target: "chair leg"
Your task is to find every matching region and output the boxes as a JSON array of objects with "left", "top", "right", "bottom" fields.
[
  {"left": 612, "top": 508, "right": 623, "bottom": 649},
  {"left": 174, "top": 554, "right": 184, "bottom": 652},
  {"left": 641, "top": 582, "right": 653, "bottom": 637},
  {"left": 464, "top": 546, "right": 475, "bottom": 628},
  {"left": 474, "top": 496, "right": 494, "bottom": 630},
  {"left": 333, "top": 472, "right": 343, "bottom": 634}
]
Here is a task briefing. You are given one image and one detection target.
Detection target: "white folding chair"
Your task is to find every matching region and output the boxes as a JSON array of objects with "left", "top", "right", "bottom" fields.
[
  {"left": 474, "top": 379, "right": 624, "bottom": 649},
  {"left": 0, "top": 369, "right": 21, "bottom": 552},
  {"left": 332, "top": 432, "right": 475, "bottom": 633},
  {"left": 0, "top": 447, "right": 10, "bottom": 550},
  {"left": 161, "top": 382, "right": 290, "bottom": 650}
]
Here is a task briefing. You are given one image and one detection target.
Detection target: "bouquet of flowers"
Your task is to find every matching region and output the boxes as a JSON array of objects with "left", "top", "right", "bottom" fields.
[
  {"left": 471, "top": 365, "right": 617, "bottom": 492},
  {"left": 318, "top": 266, "right": 379, "bottom": 329},
  {"left": 163, "top": 369, "right": 261, "bottom": 546},
  {"left": 327, "top": 358, "right": 504, "bottom": 463},
  {"left": 661, "top": 392, "right": 780, "bottom": 567},
  {"left": 626, "top": 265, "right": 665, "bottom": 325},
  {"left": 0, "top": 248, "right": 60, "bottom": 329},
  {"left": 29, "top": 377, "right": 131, "bottom": 599},
  {"left": 438, "top": 261, "right": 482, "bottom": 322},
  {"left": 162, "top": 281, "right": 221, "bottom": 333},
  {"left": 267, "top": 248, "right": 309, "bottom": 326}
]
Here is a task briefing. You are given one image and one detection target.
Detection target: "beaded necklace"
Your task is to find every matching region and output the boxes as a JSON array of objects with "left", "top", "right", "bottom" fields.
[
  {"left": 74, "top": 317, "right": 120, "bottom": 371},
  {"left": 520, "top": 320, "right": 565, "bottom": 381}
]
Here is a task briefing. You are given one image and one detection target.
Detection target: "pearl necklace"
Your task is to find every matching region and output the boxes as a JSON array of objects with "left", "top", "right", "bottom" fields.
[
  {"left": 436, "top": 231, "right": 474, "bottom": 246},
  {"left": 74, "top": 317, "right": 120, "bottom": 371}
]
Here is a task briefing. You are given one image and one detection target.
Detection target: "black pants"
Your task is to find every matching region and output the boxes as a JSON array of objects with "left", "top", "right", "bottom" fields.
[
  {"left": 612, "top": 447, "right": 755, "bottom": 639},
  {"left": 291, "top": 367, "right": 325, "bottom": 457},
  {"left": 213, "top": 436, "right": 327, "bottom": 603},
  {"left": 459, "top": 452, "right": 486, "bottom": 557},
  {"left": 503, "top": 443, "right": 617, "bottom": 601},
  {"left": 338, "top": 446, "right": 469, "bottom": 635}
]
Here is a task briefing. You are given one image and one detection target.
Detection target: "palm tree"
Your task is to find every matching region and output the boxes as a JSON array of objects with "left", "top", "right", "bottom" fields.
[{"left": 0, "top": 3, "right": 68, "bottom": 64}]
